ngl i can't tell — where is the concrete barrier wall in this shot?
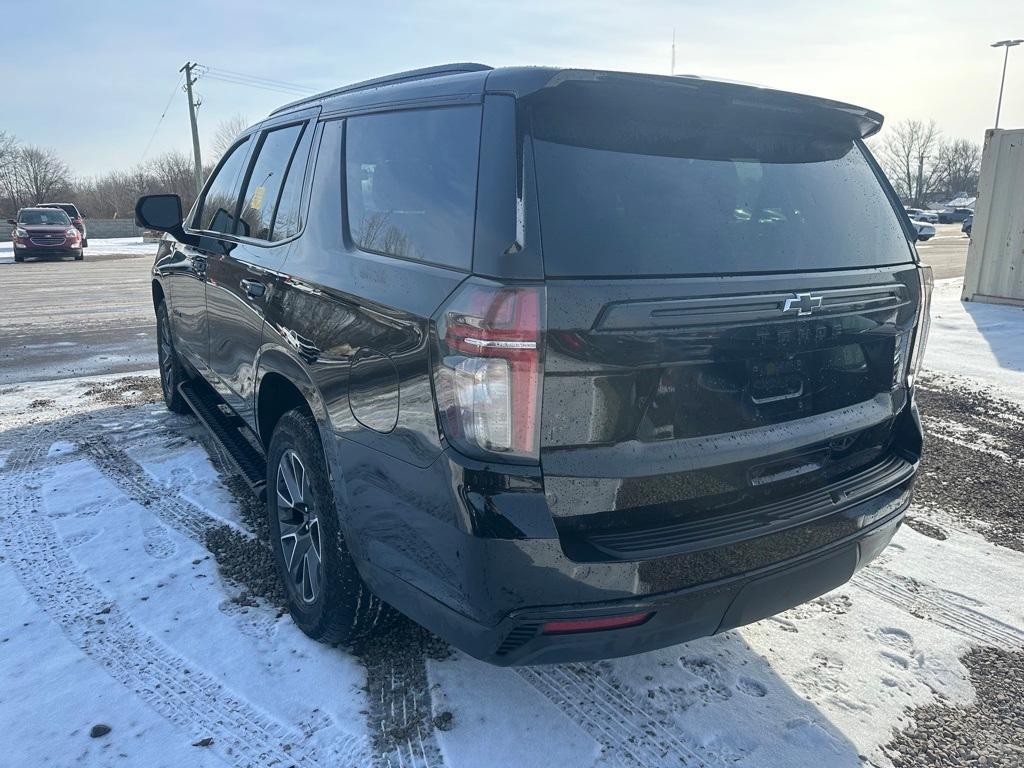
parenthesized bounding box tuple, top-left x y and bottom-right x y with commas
(0, 218, 142, 241)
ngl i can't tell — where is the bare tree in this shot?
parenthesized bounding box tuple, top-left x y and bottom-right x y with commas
(211, 114, 250, 161)
(878, 119, 942, 205)
(932, 138, 981, 200)
(0, 131, 19, 213)
(9, 145, 72, 206)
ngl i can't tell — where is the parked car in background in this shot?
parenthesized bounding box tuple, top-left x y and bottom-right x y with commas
(905, 208, 938, 224)
(909, 219, 935, 241)
(938, 207, 973, 224)
(962, 214, 973, 237)
(38, 202, 87, 246)
(7, 207, 84, 262)
(136, 64, 930, 665)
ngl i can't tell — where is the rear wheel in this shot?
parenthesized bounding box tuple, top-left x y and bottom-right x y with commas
(267, 408, 388, 645)
(156, 301, 191, 414)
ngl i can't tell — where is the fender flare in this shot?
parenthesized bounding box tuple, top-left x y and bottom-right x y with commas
(254, 344, 351, 512)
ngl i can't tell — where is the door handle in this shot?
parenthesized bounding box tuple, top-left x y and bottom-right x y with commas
(240, 278, 267, 299)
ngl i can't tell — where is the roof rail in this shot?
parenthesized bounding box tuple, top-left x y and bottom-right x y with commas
(270, 62, 493, 115)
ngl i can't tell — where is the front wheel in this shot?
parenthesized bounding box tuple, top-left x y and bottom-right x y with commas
(74, 249, 84, 260)
(156, 301, 191, 414)
(267, 408, 389, 645)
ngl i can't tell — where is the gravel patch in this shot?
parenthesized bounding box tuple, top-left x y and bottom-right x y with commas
(204, 525, 286, 608)
(914, 378, 1024, 551)
(884, 646, 1024, 768)
(82, 375, 162, 406)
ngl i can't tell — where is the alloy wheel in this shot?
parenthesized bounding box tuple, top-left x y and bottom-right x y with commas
(276, 448, 323, 604)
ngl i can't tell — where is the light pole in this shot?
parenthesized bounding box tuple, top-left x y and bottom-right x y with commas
(991, 39, 1023, 129)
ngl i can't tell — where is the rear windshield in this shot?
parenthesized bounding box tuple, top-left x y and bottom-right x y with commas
(19, 209, 71, 225)
(527, 83, 912, 277)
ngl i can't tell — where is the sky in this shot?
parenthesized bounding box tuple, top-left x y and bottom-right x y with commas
(6, 0, 1023, 177)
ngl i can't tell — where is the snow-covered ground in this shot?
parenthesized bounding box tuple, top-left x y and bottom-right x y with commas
(0, 236, 154, 263)
(1, 286, 1023, 767)
(926, 277, 1024, 402)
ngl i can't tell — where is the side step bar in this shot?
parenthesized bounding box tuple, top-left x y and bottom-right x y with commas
(178, 380, 267, 493)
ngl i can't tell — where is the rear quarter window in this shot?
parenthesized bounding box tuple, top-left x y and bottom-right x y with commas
(344, 106, 481, 270)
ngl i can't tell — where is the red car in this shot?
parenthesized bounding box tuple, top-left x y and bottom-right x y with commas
(8, 207, 84, 262)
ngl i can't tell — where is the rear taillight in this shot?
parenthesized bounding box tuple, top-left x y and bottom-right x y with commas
(907, 265, 933, 389)
(432, 279, 545, 463)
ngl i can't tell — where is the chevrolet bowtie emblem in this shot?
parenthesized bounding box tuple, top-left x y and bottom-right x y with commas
(783, 292, 823, 316)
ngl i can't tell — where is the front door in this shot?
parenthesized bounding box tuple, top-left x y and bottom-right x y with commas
(205, 116, 317, 427)
(178, 134, 255, 370)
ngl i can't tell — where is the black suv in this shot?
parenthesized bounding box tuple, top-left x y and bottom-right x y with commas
(38, 202, 87, 246)
(136, 64, 931, 665)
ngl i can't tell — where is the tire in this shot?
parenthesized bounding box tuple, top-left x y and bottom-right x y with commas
(267, 408, 387, 645)
(14, 254, 24, 263)
(74, 249, 83, 260)
(82, 238, 88, 248)
(156, 301, 191, 414)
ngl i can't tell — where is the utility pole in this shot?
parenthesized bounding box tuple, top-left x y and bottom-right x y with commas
(180, 62, 203, 196)
(671, 28, 676, 76)
(991, 40, 1023, 129)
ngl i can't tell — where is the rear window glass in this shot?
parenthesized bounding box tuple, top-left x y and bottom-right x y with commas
(271, 122, 315, 241)
(237, 123, 304, 241)
(528, 83, 911, 277)
(345, 106, 480, 269)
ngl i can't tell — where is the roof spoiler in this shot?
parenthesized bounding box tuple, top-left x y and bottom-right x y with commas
(534, 69, 885, 139)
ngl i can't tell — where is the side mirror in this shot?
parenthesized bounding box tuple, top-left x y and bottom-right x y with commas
(134, 194, 198, 245)
(6, 219, 15, 225)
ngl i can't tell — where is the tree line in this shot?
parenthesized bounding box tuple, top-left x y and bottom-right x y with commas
(872, 119, 982, 207)
(3, 115, 981, 220)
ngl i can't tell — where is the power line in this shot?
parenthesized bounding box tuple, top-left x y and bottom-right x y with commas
(201, 72, 313, 96)
(195, 65, 316, 96)
(201, 66, 316, 93)
(139, 73, 185, 164)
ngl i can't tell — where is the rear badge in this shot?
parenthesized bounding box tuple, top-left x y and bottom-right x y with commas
(783, 292, 823, 316)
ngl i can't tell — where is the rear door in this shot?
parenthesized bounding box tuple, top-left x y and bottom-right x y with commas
(524, 80, 922, 522)
(205, 111, 318, 425)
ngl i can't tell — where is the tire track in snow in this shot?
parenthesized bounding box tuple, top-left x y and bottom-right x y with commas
(0, 421, 369, 768)
(852, 566, 1024, 651)
(517, 665, 715, 767)
(86, 429, 438, 768)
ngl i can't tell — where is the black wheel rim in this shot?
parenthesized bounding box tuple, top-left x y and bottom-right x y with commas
(276, 449, 323, 604)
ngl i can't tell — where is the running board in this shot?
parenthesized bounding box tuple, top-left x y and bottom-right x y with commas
(178, 380, 267, 494)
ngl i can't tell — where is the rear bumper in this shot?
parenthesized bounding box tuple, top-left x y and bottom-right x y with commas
(360, 477, 909, 665)
(344, 398, 922, 666)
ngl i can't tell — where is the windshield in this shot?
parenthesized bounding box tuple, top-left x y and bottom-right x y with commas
(527, 83, 912, 277)
(19, 209, 71, 226)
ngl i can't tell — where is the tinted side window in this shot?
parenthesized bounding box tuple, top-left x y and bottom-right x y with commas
(270, 122, 316, 241)
(196, 136, 251, 233)
(345, 106, 480, 269)
(237, 123, 303, 241)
